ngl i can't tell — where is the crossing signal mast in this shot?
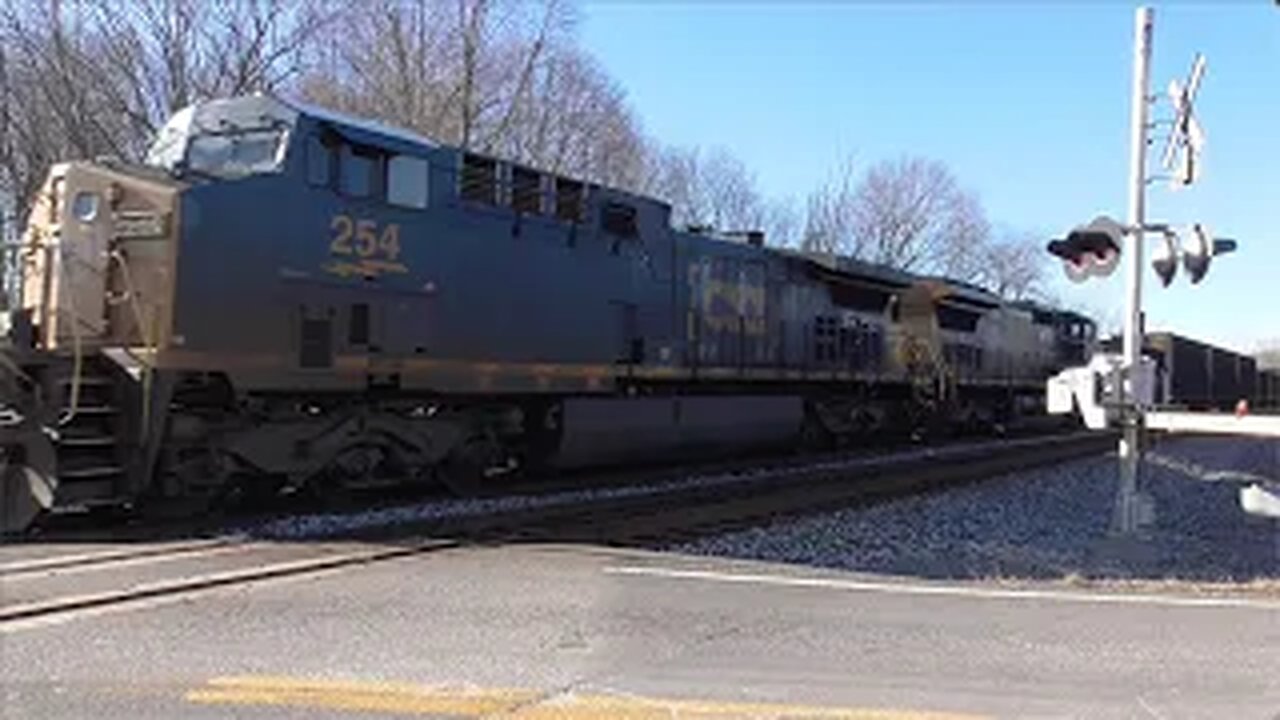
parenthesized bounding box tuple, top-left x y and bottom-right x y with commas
(1045, 7, 1280, 526)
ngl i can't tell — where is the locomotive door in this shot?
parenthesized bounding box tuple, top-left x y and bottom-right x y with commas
(294, 290, 394, 387)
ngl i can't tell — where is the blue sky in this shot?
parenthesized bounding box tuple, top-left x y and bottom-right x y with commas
(579, 2, 1279, 354)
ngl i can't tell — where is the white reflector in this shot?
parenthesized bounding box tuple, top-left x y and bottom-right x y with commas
(1088, 247, 1120, 277)
(1240, 484, 1280, 519)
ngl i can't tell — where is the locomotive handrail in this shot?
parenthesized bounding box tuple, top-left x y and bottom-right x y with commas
(1, 241, 21, 311)
(108, 249, 157, 439)
(52, 241, 86, 427)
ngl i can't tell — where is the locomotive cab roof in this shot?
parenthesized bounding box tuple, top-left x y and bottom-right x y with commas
(145, 93, 675, 232)
(148, 93, 441, 169)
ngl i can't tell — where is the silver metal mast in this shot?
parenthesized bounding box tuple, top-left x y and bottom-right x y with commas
(1118, 6, 1154, 534)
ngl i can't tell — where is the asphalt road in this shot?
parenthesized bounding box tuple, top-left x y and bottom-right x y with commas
(1, 542, 1277, 719)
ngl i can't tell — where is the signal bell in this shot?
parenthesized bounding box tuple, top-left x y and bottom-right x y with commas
(1047, 216, 1125, 283)
(1181, 222, 1235, 284)
(1151, 230, 1179, 288)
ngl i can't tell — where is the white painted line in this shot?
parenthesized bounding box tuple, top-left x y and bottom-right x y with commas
(0, 538, 240, 576)
(0, 540, 458, 632)
(603, 565, 1280, 611)
(0, 541, 252, 580)
(0, 560, 368, 634)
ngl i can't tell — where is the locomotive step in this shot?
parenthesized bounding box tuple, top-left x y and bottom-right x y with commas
(59, 465, 124, 480)
(55, 375, 112, 386)
(57, 405, 119, 416)
(56, 383, 115, 400)
(56, 436, 117, 448)
(52, 478, 122, 506)
(57, 424, 120, 439)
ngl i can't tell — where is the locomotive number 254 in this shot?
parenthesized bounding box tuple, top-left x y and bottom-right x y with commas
(329, 215, 401, 261)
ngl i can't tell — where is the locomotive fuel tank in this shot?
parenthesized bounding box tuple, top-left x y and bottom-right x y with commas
(551, 396, 803, 468)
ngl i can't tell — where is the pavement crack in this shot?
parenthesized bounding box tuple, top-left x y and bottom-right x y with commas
(483, 680, 581, 719)
(1137, 695, 1170, 720)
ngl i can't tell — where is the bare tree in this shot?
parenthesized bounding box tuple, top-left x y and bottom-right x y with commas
(978, 231, 1046, 300)
(300, 0, 657, 189)
(847, 155, 989, 275)
(797, 153, 1054, 300)
(760, 196, 801, 248)
(647, 145, 764, 232)
(801, 154, 857, 255)
(0, 0, 654, 222)
(0, 0, 1053, 298)
(507, 43, 649, 189)
(304, 1, 573, 152)
(0, 0, 332, 223)
(1254, 340, 1280, 370)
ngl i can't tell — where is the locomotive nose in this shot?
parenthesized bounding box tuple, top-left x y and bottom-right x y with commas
(16, 162, 180, 352)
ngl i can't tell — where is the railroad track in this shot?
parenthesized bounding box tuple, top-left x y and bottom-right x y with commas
(366, 429, 1116, 546)
(20, 418, 1077, 542)
(0, 431, 1113, 631)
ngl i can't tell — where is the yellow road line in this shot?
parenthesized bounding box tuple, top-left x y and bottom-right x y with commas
(185, 675, 989, 719)
(188, 676, 538, 716)
(507, 693, 985, 719)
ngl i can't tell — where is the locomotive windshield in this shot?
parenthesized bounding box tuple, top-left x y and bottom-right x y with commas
(145, 96, 297, 180)
(184, 126, 287, 179)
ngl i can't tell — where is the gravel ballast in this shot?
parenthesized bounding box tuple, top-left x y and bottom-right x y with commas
(666, 436, 1280, 585)
(238, 436, 1066, 541)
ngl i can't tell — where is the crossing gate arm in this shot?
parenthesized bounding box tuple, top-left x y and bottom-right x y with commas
(1145, 411, 1280, 439)
(1145, 410, 1280, 519)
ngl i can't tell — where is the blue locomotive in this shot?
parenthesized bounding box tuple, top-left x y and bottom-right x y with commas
(0, 94, 1094, 532)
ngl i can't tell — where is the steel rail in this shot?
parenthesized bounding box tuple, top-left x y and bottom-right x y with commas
(0, 431, 1113, 630)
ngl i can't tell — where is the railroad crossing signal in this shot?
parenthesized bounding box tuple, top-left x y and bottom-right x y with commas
(1161, 54, 1206, 187)
(1047, 8, 1277, 529)
(1046, 216, 1124, 283)
(1147, 223, 1236, 287)
(1049, 217, 1235, 288)
(1147, 223, 1237, 287)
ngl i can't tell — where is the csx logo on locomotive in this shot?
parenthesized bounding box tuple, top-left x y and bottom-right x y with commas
(686, 259, 767, 338)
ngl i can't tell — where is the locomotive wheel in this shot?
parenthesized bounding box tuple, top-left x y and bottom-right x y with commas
(436, 436, 504, 497)
(304, 444, 381, 509)
(1, 433, 57, 535)
(797, 413, 833, 453)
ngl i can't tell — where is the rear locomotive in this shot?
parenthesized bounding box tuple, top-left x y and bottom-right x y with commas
(1, 94, 1089, 533)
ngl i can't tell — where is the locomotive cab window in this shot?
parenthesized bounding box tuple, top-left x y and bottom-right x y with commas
(306, 133, 336, 187)
(184, 124, 289, 179)
(340, 144, 381, 199)
(387, 155, 429, 209)
(602, 201, 638, 238)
